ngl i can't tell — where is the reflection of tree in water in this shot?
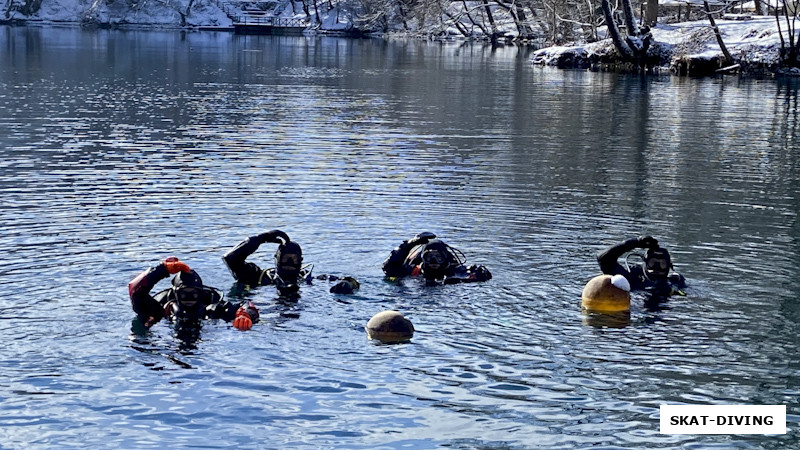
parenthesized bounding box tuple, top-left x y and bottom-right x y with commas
(773, 81, 800, 364)
(775, 79, 800, 148)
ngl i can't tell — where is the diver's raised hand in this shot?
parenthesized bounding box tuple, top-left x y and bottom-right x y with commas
(258, 229, 290, 245)
(409, 231, 436, 246)
(638, 236, 658, 249)
(163, 257, 190, 274)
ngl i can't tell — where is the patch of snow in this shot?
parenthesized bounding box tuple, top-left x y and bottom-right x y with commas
(533, 15, 789, 72)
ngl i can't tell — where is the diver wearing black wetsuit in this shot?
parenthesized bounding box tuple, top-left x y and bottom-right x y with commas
(597, 235, 686, 297)
(223, 230, 359, 296)
(128, 257, 259, 330)
(382, 232, 492, 285)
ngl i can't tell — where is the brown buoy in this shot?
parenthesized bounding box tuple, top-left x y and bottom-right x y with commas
(366, 310, 414, 343)
(581, 274, 631, 313)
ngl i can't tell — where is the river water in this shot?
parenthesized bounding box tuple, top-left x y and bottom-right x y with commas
(1, 25, 799, 448)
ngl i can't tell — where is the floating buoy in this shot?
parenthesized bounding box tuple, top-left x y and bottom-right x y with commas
(581, 274, 631, 313)
(366, 310, 414, 343)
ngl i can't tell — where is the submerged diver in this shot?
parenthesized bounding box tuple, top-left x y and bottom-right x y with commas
(597, 235, 686, 297)
(223, 229, 359, 296)
(128, 257, 260, 331)
(382, 232, 492, 285)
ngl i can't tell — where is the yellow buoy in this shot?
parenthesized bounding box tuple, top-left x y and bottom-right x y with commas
(366, 310, 414, 343)
(581, 274, 631, 313)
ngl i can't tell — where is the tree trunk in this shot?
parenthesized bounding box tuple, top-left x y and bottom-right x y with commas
(482, 0, 496, 34)
(462, 0, 490, 36)
(20, 0, 43, 16)
(586, 0, 598, 41)
(512, 1, 536, 39)
(644, 0, 658, 26)
(602, 0, 633, 59)
(784, 3, 799, 66)
(398, 0, 409, 30)
(182, 0, 195, 26)
(443, 10, 471, 36)
(311, 0, 321, 25)
(622, 0, 639, 35)
(703, 0, 733, 65)
(495, 0, 534, 40)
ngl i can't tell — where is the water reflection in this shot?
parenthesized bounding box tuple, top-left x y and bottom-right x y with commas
(129, 319, 198, 368)
(582, 311, 631, 329)
(1, 25, 800, 448)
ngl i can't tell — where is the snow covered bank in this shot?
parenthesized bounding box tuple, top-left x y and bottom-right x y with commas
(4, 0, 797, 77)
(2, 0, 233, 28)
(532, 16, 792, 76)
(1, 0, 519, 35)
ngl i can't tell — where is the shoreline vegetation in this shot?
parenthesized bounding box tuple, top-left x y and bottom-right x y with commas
(3, 0, 800, 78)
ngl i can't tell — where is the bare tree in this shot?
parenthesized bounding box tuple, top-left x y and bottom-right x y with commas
(775, 0, 800, 67)
(644, 0, 657, 26)
(332, 0, 607, 43)
(602, 0, 634, 59)
(17, 0, 42, 16)
(600, 0, 652, 68)
(703, 0, 733, 66)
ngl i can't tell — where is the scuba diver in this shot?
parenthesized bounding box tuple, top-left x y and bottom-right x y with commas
(222, 229, 359, 296)
(597, 235, 686, 297)
(382, 232, 492, 285)
(128, 257, 259, 331)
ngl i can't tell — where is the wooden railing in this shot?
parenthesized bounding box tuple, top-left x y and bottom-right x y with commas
(234, 15, 309, 27)
(211, 0, 309, 28)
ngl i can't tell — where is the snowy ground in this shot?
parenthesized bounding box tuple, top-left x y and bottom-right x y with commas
(655, 15, 783, 66)
(3, 0, 307, 29)
(532, 15, 790, 74)
(3, 0, 794, 74)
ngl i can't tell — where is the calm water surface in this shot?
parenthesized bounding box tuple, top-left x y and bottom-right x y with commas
(1, 26, 799, 448)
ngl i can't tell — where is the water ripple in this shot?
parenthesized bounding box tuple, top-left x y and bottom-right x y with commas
(1, 28, 799, 449)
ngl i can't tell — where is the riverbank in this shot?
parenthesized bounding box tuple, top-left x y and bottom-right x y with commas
(2, 0, 796, 77)
(3, 24, 800, 448)
(532, 15, 795, 77)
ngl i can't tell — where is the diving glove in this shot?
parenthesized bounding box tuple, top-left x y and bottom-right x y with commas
(233, 302, 259, 331)
(163, 257, 191, 274)
(258, 229, 290, 245)
(638, 236, 658, 249)
(409, 231, 436, 246)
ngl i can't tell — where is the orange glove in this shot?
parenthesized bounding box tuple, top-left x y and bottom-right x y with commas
(233, 306, 254, 331)
(164, 256, 190, 274)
